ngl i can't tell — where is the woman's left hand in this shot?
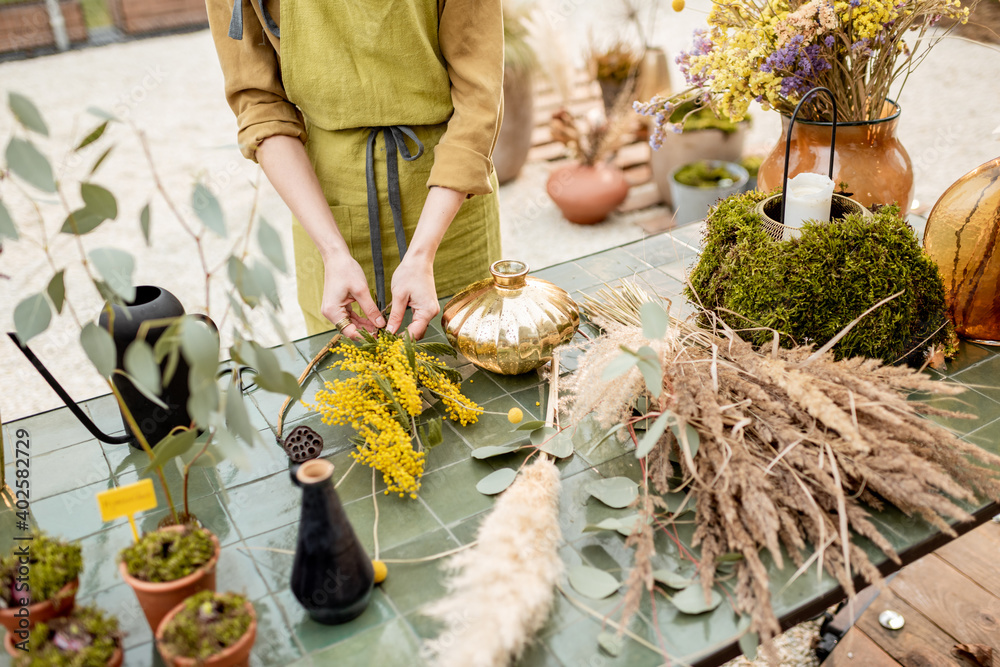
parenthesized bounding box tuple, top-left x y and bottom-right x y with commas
(388, 252, 440, 339)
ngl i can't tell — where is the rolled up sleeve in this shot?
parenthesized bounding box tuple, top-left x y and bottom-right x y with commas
(206, 0, 307, 162)
(429, 0, 505, 196)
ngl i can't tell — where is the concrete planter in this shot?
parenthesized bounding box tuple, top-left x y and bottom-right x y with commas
(669, 160, 749, 226)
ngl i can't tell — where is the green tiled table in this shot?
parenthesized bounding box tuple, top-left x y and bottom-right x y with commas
(3, 223, 1000, 667)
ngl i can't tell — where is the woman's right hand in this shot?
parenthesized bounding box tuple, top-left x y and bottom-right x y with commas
(321, 250, 385, 339)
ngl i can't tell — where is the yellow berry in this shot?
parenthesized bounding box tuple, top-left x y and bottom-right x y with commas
(507, 407, 523, 424)
(372, 560, 388, 584)
(536, 402, 541, 406)
(672, 0, 684, 10)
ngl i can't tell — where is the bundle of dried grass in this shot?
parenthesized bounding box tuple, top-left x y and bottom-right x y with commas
(568, 299, 1000, 640)
(422, 457, 563, 666)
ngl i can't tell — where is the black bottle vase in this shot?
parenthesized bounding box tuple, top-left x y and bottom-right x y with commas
(98, 286, 195, 450)
(291, 459, 374, 624)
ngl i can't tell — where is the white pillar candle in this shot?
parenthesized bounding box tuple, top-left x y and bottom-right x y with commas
(783, 173, 835, 240)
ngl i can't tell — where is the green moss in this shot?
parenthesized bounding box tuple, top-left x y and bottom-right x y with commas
(158, 591, 252, 661)
(686, 190, 952, 363)
(674, 161, 741, 188)
(671, 101, 746, 134)
(0, 533, 82, 607)
(14, 605, 120, 667)
(740, 155, 763, 179)
(119, 527, 215, 584)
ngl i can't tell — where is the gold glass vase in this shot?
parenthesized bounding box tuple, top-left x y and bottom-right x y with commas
(923, 157, 1000, 344)
(441, 260, 580, 375)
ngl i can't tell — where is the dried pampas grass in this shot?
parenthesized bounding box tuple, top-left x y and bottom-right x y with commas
(422, 457, 563, 667)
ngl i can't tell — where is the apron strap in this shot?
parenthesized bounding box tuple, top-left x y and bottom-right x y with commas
(365, 126, 425, 311)
(228, 0, 280, 40)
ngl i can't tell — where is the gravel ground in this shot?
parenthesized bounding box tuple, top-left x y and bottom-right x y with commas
(1, 1, 998, 663)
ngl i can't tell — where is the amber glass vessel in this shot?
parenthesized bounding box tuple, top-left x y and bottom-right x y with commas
(757, 101, 914, 214)
(923, 157, 1000, 344)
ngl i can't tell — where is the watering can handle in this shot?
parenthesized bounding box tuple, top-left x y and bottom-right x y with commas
(780, 86, 838, 224)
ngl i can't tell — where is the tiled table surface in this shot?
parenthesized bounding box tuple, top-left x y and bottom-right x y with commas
(3, 221, 1000, 667)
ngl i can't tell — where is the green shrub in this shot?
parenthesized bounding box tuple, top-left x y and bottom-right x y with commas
(158, 591, 252, 661)
(0, 533, 82, 606)
(674, 161, 741, 187)
(14, 605, 120, 667)
(686, 190, 952, 363)
(119, 527, 215, 583)
(671, 100, 746, 134)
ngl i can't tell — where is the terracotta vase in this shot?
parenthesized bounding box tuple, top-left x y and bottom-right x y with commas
(757, 101, 914, 214)
(4, 628, 124, 665)
(923, 157, 1000, 343)
(493, 64, 534, 185)
(156, 600, 257, 667)
(0, 578, 78, 634)
(291, 459, 374, 625)
(119, 527, 220, 632)
(547, 162, 629, 225)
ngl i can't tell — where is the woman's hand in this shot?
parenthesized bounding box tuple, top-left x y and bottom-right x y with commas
(388, 251, 439, 339)
(322, 250, 386, 340)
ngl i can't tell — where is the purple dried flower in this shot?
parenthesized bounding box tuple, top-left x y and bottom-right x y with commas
(824, 35, 835, 48)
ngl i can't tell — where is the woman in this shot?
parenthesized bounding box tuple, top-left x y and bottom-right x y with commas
(206, 0, 504, 340)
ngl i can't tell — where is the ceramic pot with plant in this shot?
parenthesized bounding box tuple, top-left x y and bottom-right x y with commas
(589, 40, 640, 114)
(156, 591, 257, 667)
(547, 109, 630, 225)
(0, 533, 82, 635)
(5, 604, 123, 666)
(119, 525, 220, 631)
(669, 160, 749, 225)
(493, 1, 537, 185)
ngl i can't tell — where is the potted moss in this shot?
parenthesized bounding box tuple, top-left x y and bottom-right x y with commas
(156, 591, 257, 667)
(5, 604, 123, 665)
(650, 101, 749, 206)
(669, 160, 749, 225)
(0, 533, 82, 635)
(119, 525, 221, 632)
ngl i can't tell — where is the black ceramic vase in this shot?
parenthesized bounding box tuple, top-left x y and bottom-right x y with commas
(291, 459, 374, 624)
(97, 286, 195, 449)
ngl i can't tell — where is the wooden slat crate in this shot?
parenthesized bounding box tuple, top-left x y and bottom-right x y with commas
(109, 0, 208, 35)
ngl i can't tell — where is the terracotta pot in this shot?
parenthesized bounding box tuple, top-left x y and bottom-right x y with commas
(650, 126, 746, 207)
(4, 629, 124, 665)
(0, 578, 78, 634)
(493, 65, 534, 185)
(547, 162, 629, 225)
(757, 100, 914, 214)
(119, 527, 220, 632)
(155, 600, 257, 667)
(923, 157, 1000, 343)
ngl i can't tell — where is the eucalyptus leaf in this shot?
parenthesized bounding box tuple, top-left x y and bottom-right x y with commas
(192, 183, 225, 237)
(6, 137, 56, 192)
(121, 370, 168, 410)
(89, 145, 113, 176)
(61, 208, 105, 235)
(225, 386, 258, 447)
(88, 247, 135, 302)
(8, 92, 48, 136)
(180, 440, 226, 468)
(75, 121, 108, 151)
(586, 476, 639, 509)
(139, 203, 151, 245)
(652, 569, 696, 589)
(635, 411, 671, 459)
(215, 426, 251, 471)
(81, 183, 117, 220)
(145, 429, 199, 473)
(0, 200, 18, 241)
(187, 373, 219, 429)
(568, 565, 620, 600)
(601, 352, 637, 381)
(738, 631, 759, 661)
(514, 419, 547, 432)
(248, 341, 302, 399)
(530, 426, 556, 446)
(670, 584, 723, 615)
(640, 301, 668, 340)
(672, 419, 702, 460)
(614, 513, 652, 537)
(46, 270, 65, 314)
(716, 552, 744, 563)
(471, 443, 523, 460)
(228, 255, 261, 307)
(636, 357, 662, 398)
(597, 631, 623, 657)
(424, 417, 443, 448)
(539, 430, 574, 458)
(80, 323, 116, 377)
(124, 339, 160, 396)
(582, 517, 627, 533)
(257, 216, 287, 273)
(249, 260, 278, 307)
(13, 293, 51, 344)
(476, 468, 517, 495)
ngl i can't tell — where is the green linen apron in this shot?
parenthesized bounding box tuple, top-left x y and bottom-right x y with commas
(277, 0, 503, 335)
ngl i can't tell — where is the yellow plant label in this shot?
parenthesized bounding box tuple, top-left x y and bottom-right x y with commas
(97, 479, 158, 522)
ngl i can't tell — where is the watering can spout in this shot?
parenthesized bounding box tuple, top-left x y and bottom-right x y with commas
(7, 332, 131, 445)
